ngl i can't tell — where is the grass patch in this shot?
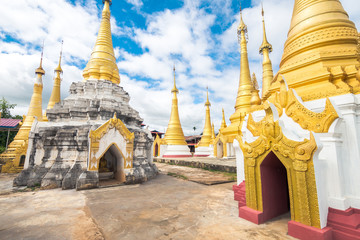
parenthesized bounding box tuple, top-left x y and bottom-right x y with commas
(167, 172, 188, 180)
(161, 163, 237, 181)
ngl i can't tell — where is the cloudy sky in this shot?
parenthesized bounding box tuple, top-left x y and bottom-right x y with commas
(0, 0, 359, 135)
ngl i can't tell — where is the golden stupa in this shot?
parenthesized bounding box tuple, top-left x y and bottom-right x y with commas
(269, 0, 360, 101)
(163, 66, 188, 146)
(43, 42, 63, 121)
(82, 0, 120, 84)
(197, 88, 212, 147)
(1, 51, 45, 172)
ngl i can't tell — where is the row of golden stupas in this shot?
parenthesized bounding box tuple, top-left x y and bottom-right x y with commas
(0, 44, 64, 171)
(157, 0, 360, 158)
(0, 0, 122, 172)
(3, 0, 360, 162)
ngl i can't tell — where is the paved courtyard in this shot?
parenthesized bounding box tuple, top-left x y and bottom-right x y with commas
(0, 167, 295, 240)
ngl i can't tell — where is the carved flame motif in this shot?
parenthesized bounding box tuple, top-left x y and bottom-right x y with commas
(272, 78, 339, 133)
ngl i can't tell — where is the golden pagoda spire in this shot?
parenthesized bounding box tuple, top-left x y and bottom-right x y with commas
(30, 44, 45, 121)
(220, 108, 227, 130)
(0, 45, 46, 171)
(82, 0, 120, 84)
(230, 8, 253, 124)
(44, 41, 63, 121)
(164, 66, 187, 145)
(272, 0, 360, 101)
(250, 73, 262, 106)
(259, 4, 274, 100)
(198, 87, 212, 147)
(211, 123, 215, 139)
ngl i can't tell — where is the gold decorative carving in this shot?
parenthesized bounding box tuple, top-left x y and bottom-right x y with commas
(88, 113, 134, 171)
(271, 78, 339, 133)
(237, 104, 321, 228)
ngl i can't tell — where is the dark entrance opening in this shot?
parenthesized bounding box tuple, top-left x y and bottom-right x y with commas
(154, 143, 159, 157)
(98, 145, 125, 186)
(19, 155, 26, 167)
(260, 151, 290, 222)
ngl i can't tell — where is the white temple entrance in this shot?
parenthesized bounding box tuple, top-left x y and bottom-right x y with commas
(98, 144, 125, 184)
(260, 151, 290, 222)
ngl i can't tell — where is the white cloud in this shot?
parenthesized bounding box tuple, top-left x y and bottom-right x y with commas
(2, 0, 360, 136)
(125, 0, 143, 8)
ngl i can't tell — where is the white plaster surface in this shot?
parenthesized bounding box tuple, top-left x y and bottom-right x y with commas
(161, 145, 192, 157)
(194, 146, 211, 156)
(233, 139, 244, 185)
(234, 93, 360, 228)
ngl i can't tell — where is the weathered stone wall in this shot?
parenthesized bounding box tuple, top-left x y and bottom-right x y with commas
(14, 80, 158, 190)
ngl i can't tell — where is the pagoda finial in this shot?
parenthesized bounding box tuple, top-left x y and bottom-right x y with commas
(102, 0, 112, 5)
(205, 87, 211, 107)
(259, 3, 274, 100)
(172, 64, 178, 93)
(259, 3, 272, 54)
(35, 41, 45, 76)
(83, 0, 120, 84)
(232, 7, 252, 116)
(55, 40, 63, 73)
(238, 3, 247, 34)
(220, 108, 227, 130)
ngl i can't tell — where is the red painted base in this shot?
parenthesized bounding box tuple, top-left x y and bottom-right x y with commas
(288, 221, 333, 240)
(238, 206, 264, 224)
(233, 182, 246, 207)
(327, 207, 360, 240)
(193, 154, 210, 157)
(162, 155, 192, 158)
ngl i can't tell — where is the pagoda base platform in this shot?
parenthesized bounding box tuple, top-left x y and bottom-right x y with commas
(162, 145, 192, 158)
(193, 146, 211, 157)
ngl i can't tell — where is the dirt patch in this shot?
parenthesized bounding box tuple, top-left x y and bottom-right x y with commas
(72, 206, 104, 240)
(156, 162, 236, 185)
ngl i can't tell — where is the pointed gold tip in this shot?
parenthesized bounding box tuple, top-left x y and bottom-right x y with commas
(36, 41, 45, 75)
(172, 65, 178, 93)
(55, 40, 63, 73)
(103, 0, 112, 5)
(261, 2, 264, 17)
(205, 87, 211, 106)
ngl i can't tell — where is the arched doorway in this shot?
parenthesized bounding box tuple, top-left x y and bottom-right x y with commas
(216, 140, 223, 158)
(154, 143, 159, 157)
(260, 151, 290, 222)
(98, 144, 125, 184)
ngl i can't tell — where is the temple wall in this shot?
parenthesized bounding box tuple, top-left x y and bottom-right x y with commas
(306, 94, 360, 211)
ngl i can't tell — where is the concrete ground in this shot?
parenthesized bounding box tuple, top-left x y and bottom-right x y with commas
(0, 169, 295, 240)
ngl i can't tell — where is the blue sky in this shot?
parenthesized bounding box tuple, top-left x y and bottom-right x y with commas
(0, 0, 359, 134)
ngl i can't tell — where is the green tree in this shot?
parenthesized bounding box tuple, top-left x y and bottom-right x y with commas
(0, 98, 20, 154)
(0, 97, 16, 118)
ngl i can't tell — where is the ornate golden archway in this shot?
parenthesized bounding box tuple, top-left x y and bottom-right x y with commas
(236, 104, 321, 227)
(153, 135, 164, 157)
(88, 113, 134, 172)
(213, 135, 227, 158)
